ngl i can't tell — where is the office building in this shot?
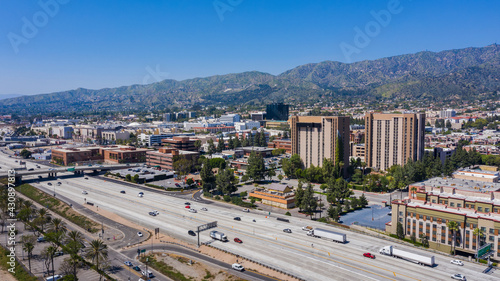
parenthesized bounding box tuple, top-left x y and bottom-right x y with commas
(220, 114, 241, 123)
(266, 103, 289, 121)
(440, 109, 456, 118)
(290, 116, 350, 170)
(161, 136, 197, 151)
(365, 112, 425, 171)
(146, 148, 199, 170)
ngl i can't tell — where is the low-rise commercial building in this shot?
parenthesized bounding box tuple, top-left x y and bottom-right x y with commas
(249, 184, 295, 209)
(161, 136, 197, 151)
(267, 139, 292, 153)
(146, 148, 199, 170)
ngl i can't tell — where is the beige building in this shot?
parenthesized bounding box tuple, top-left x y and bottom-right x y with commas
(290, 116, 350, 170)
(387, 177, 500, 260)
(365, 112, 425, 171)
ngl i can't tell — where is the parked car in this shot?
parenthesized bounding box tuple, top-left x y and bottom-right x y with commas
(283, 228, 292, 233)
(450, 260, 464, 266)
(188, 230, 196, 236)
(232, 263, 244, 271)
(54, 251, 64, 257)
(233, 217, 241, 221)
(363, 253, 375, 259)
(451, 274, 466, 281)
(45, 274, 63, 281)
(124, 261, 133, 267)
(37, 236, 46, 242)
(234, 238, 242, 243)
(137, 232, 143, 237)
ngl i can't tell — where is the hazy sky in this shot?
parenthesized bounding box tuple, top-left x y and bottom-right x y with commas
(1, 0, 499, 96)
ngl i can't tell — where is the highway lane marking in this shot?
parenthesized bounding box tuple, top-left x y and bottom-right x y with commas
(48, 180, 420, 280)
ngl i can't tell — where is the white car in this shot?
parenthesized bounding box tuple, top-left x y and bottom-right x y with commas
(138, 192, 144, 197)
(189, 209, 197, 213)
(200, 207, 208, 211)
(451, 274, 466, 281)
(242, 208, 250, 212)
(232, 263, 244, 271)
(137, 232, 143, 237)
(450, 259, 464, 266)
(82, 191, 88, 195)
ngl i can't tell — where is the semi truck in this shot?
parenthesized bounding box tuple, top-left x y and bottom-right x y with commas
(379, 245, 435, 267)
(307, 228, 346, 243)
(210, 231, 228, 242)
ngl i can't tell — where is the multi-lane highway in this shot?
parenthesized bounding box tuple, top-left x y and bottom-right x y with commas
(3, 150, 498, 281)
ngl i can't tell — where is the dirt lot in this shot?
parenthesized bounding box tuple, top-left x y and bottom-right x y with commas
(153, 252, 245, 281)
(0, 270, 17, 281)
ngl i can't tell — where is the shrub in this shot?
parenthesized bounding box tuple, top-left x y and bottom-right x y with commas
(240, 191, 248, 198)
(285, 211, 291, 216)
(214, 195, 221, 200)
(317, 217, 328, 223)
(203, 191, 213, 198)
(223, 195, 231, 202)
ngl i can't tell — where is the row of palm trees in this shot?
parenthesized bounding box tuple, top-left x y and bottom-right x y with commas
(1, 195, 109, 281)
(447, 220, 486, 259)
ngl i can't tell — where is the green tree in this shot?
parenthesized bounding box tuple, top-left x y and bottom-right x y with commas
(396, 222, 404, 239)
(209, 158, 226, 169)
(359, 194, 368, 207)
(200, 160, 216, 192)
(194, 140, 202, 151)
(132, 174, 140, 183)
(217, 136, 225, 152)
(282, 154, 303, 179)
(420, 234, 429, 248)
(259, 132, 267, 147)
(327, 204, 339, 222)
(227, 136, 235, 149)
(246, 151, 265, 182)
(473, 227, 485, 255)
(20, 148, 32, 159)
(295, 183, 305, 212)
(233, 135, 241, 148)
(207, 139, 216, 156)
(173, 158, 193, 179)
(43, 245, 58, 281)
(125, 174, 132, 181)
(216, 168, 238, 195)
(65, 230, 84, 279)
(265, 168, 276, 181)
(86, 239, 108, 281)
(301, 183, 317, 220)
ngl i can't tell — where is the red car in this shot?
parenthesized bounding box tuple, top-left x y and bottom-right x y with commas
(234, 238, 242, 243)
(363, 253, 375, 259)
(185, 205, 190, 209)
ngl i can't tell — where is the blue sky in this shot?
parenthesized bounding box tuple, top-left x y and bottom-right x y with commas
(1, 0, 499, 96)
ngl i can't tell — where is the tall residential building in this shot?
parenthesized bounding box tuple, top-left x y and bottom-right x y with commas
(290, 116, 350, 170)
(365, 112, 425, 171)
(266, 103, 289, 121)
(440, 109, 456, 118)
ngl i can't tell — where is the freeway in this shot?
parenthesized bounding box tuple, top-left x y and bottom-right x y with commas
(4, 153, 497, 281)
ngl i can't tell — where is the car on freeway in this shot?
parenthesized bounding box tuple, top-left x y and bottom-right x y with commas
(450, 260, 464, 266)
(242, 208, 250, 212)
(185, 205, 190, 209)
(184, 202, 191, 205)
(28, 168, 34, 171)
(38, 175, 42, 179)
(47, 183, 52, 186)
(232, 263, 244, 271)
(82, 191, 88, 195)
(149, 212, 157, 216)
(233, 217, 241, 221)
(132, 266, 141, 271)
(137, 232, 143, 237)
(363, 253, 376, 259)
(84, 177, 88, 180)
(234, 238, 242, 243)
(283, 228, 292, 233)
(57, 182, 62, 185)
(138, 192, 144, 197)
(200, 207, 208, 211)
(120, 190, 126, 194)
(451, 274, 466, 281)
(188, 230, 196, 236)
(124, 261, 133, 267)
(189, 209, 197, 213)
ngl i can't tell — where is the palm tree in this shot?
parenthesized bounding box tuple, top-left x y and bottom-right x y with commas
(447, 221, 459, 255)
(361, 162, 367, 178)
(43, 245, 57, 280)
(86, 239, 108, 281)
(36, 208, 51, 233)
(48, 218, 67, 234)
(410, 186, 417, 199)
(21, 235, 36, 273)
(473, 227, 485, 261)
(66, 231, 84, 279)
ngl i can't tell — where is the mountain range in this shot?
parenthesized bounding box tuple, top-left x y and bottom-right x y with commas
(2, 44, 500, 115)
